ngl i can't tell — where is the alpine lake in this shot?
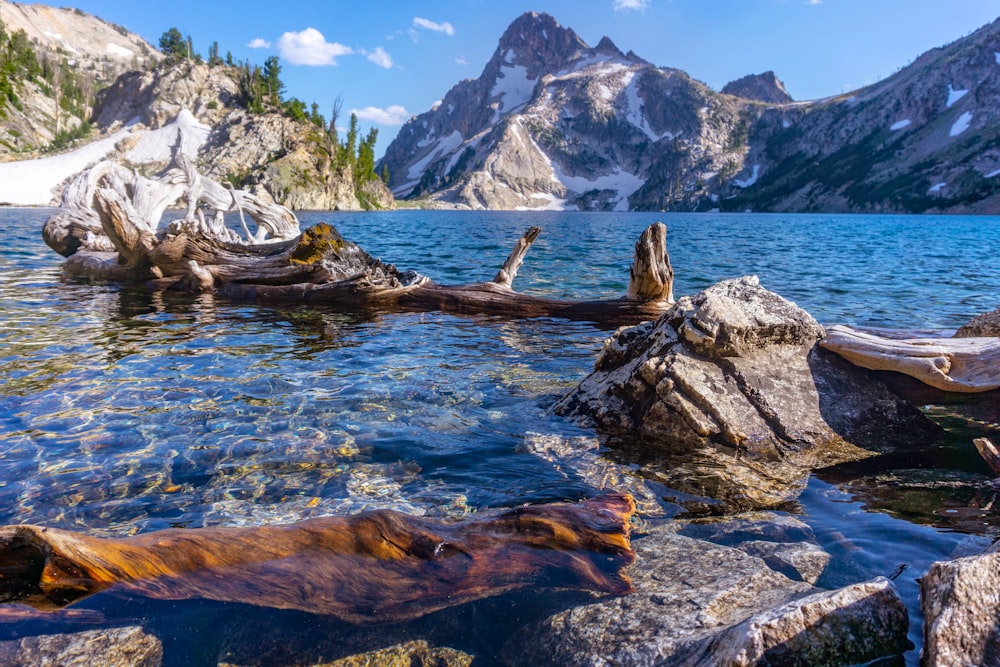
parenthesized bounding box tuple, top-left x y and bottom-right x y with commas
(1, 208, 998, 665)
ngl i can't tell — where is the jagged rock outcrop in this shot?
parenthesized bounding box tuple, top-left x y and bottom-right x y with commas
(556, 276, 941, 509)
(381, 11, 1000, 213)
(90, 62, 382, 211)
(722, 71, 794, 104)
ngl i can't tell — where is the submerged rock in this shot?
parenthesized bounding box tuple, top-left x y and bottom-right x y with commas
(0, 626, 162, 667)
(921, 540, 1000, 666)
(502, 522, 908, 666)
(220, 640, 472, 667)
(557, 276, 940, 509)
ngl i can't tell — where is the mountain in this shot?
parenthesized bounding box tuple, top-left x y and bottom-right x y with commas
(380, 12, 1000, 214)
(0, 0, 160, 153)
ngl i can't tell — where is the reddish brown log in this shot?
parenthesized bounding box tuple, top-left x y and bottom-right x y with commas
(0, 494, 636, 624)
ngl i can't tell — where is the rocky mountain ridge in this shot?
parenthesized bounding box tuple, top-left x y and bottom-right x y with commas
(380, 11, 1000, 214)
(0, 0, 160, 154)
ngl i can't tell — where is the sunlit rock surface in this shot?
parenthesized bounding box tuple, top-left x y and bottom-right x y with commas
(503, 522, 908, 666)
(557, 276, 941, 509)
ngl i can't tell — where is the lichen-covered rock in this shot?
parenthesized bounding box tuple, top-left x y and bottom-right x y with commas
(921, 540, 1000, 666)
(502, 522, 908, 666)
(955, 307, 1000, 337)
(0, 626, 162, 667)
(556, 276, 940, 508)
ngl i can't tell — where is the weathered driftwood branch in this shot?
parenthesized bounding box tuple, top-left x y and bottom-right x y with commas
(47, 155, 677, 325)
(493, 226, 541, 288)
(0, 494, 636, 623)
(820, 325, 1000, 393)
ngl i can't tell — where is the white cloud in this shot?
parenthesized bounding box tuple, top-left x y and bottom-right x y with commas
(413, 17, 455, 36)
(350, 105, 411, 125)
(455, 55, 468, 66)
(367, 47, 393, 69)
(247, 38, 271, 49)
(806, 0, 822, 4)
(277, 28, 354, 66)
(612, 0, 650, 13)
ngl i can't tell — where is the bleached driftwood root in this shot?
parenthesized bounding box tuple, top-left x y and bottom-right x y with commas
(820, 325, 1000, 393)
(0, 494, 636, 623)
(44, 152, 677, 325)
(43, 126, 298, 259)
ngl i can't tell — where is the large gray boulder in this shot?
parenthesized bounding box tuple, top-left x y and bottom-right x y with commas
(557, 276, 940, 509)
(503, 522, 909, 666)
(921, 540, 1000, 666)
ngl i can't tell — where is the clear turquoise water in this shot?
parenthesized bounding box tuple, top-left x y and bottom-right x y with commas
(1, 208, 998, 663)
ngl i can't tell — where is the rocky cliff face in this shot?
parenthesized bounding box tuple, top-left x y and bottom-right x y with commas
(90, 62, 367, 211)
(89, 61, 393, 211)
(380, 12, 1000, 214)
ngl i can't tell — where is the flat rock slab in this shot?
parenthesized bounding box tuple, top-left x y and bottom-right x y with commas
(502, 522, 908, 666)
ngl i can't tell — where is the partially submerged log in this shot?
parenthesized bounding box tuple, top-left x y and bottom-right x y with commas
(46, 151, 676, 325)
(820, 325, 1000, 393)
(0, 494, 636, 624)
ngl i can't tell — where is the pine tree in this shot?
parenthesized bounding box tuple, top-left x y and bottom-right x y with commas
(158, 28, 186, 60)
(262, 56, 284, 107)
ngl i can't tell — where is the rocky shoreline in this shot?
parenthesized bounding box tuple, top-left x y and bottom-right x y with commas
(2, 277, 997, 666)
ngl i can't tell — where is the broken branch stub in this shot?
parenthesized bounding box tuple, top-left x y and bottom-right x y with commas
(627, 221, 674, 303)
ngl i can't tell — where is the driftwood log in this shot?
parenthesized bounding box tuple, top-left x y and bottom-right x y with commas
(0, 494, 636, 624)
(44, 146, 675, 325)
(820, 325, 1000, 393)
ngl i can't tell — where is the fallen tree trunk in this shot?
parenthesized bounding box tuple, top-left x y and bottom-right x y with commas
(0, 494, 636, 624)
(48, 153, 676, 325)
(820, 325, 1000, 393)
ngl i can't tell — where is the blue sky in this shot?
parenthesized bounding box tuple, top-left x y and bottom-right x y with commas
(63, 0, 1000, 158)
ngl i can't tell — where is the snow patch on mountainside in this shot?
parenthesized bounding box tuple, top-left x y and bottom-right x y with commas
(890, 118, 912, 131)
(551, 162, 644, 211)
(125, 109, 209, 162)
(405, 131, 464, 182)
(950, 111, 973, 137)
(624, 75, 676, 141)
(492, 65, 535, 120)
(734, 165, 761, 188)
(947, 84, 969, 107)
